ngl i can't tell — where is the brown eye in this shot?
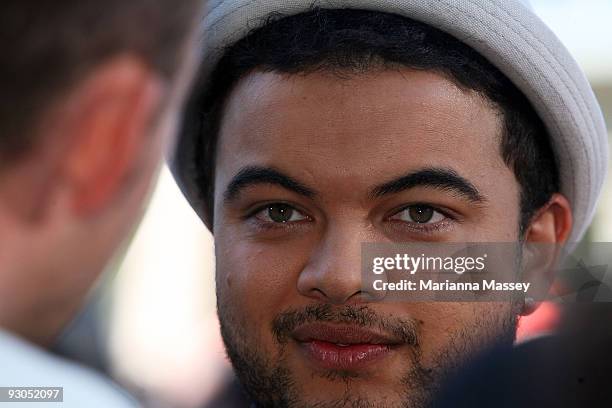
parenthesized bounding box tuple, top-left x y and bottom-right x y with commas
(268, 204, 293, 223)
(254, 203, 307, 224)
(409, 205, 434, 223)
(390, 205, 446, 224)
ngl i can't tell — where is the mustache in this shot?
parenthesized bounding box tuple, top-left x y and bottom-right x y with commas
(271, 303, 419, 346)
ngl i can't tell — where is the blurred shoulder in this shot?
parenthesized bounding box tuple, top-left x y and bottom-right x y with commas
(0, 329, 137, 408)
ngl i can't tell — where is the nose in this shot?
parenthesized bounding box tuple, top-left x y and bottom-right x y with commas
(297, 223, 382, 304)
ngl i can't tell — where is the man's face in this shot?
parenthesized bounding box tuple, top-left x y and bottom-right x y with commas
(213, 69, 522, 407)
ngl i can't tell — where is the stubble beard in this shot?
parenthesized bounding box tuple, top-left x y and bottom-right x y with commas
(217, 300, 518, 408)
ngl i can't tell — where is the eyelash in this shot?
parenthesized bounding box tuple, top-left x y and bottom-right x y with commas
(385, 203, 457, 234)
(244, 202, 312, 231)
(245, 202, 457, 233)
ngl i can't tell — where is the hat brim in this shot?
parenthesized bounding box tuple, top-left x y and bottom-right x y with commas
(170, 0, 608, 244)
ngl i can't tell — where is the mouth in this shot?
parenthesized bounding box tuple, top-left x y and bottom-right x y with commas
(291, 323, 403, 371)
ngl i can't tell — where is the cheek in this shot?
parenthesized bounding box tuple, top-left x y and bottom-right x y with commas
(412, 302, 515, 366)
(215, 230, 310, 332)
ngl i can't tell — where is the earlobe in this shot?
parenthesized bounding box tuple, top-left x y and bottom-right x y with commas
(62, 55, 163, 217)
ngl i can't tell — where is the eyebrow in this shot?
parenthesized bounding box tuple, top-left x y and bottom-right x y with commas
(223, 166, 316, 202)
(370, 167, 486, 203)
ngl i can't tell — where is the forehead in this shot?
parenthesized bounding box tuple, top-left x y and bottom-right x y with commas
(216, 69, 508, 193)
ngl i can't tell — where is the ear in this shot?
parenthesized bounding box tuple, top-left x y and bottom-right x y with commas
(62, 55, 163, 216)
(520, 193, 573, 316)
(524, 193, 573, 244)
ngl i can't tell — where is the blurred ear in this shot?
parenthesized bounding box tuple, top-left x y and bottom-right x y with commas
(62, 55, 163, 216)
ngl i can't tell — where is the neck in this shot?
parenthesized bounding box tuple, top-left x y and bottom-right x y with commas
(0, 211, 88, 347)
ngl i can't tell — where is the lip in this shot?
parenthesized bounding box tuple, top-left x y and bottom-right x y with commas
(291, 323, 402, 370)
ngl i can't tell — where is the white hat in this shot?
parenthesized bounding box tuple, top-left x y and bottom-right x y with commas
(170, 0, 608, 243)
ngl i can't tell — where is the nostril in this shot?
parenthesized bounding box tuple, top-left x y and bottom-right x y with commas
(346, 289, 384, 303)
(301, 287, 329, 302)
(296, 244, 367, 303)
(312, 288, 327, 298)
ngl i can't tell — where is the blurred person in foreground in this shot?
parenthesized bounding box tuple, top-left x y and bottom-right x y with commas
(433, 303, 612, 407)
(171, 1, 608, 407)
(0, 0, 202, 406)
